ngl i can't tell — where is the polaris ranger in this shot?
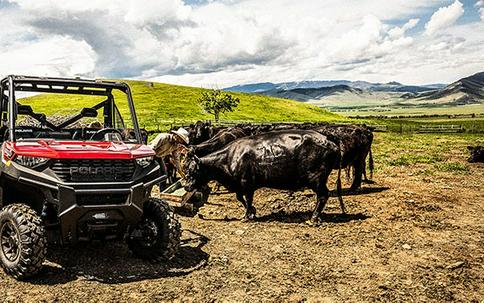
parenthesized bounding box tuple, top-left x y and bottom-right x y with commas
(0, 75, 180, 279)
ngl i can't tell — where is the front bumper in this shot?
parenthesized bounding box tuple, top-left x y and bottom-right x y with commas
(1, 160, 165, 244)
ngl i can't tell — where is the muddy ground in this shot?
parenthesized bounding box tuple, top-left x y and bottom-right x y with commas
(0, 133, 483, 302)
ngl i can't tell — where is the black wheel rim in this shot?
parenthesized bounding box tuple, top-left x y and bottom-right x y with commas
(0, 220, 20, 262)
(137, 219, 159, 248)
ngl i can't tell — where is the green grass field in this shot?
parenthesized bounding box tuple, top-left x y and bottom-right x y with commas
(360, 117, 484, 133)
(336, 103, 484, 117)
(373, 132, 483, 175)
(20, 80, 346, 130)
(17, 79, 484, 133)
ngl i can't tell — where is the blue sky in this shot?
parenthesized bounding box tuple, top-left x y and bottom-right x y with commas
(0, 0, 483, 87)
(183, 0, 209, 5)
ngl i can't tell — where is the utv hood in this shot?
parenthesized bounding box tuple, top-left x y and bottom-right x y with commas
(6, 140, 155, 159)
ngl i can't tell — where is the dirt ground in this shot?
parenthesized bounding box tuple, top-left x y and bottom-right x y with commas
(0, 133, 483, 302)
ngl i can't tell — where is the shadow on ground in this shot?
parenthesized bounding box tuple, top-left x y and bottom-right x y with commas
(27, 230, 209, 285)
(255, 211, 370, 224)
(330, 186, 391, 197)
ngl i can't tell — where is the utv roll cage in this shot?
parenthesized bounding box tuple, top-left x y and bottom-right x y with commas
(0, 76, 181, 280)
(0, 75, 142, 143)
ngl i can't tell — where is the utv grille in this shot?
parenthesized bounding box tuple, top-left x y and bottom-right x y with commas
(76, 193, 129, 206)
(51, 159, 136, 182)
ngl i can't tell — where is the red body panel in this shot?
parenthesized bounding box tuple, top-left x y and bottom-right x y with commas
(5, 140, 155, 159)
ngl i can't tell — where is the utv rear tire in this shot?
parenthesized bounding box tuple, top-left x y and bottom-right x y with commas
(127, 198, 181, 262)
(0, 204, 46, 279)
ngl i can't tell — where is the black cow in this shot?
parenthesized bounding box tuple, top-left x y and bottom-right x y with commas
(238, 123, 374, 191)
(183, 130, 344, 223)
(467, 146, 484, 163)
(186, 121, 228, 145)
(234, 122, 374, 191)
(187, 121, 212, 145)
(314, 124, 373, 191)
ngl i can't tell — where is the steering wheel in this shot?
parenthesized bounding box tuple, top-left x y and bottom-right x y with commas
(89, 128, 124, 141)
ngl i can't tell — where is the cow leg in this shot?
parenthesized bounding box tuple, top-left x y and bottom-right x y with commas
(244, 191, 256, 220)
(236, 192, 247, 209)
(236, 192, 251, 221)
(311, 192, 329, 223)
(345, 167, 351, 182)
(350, 160, 364, 191)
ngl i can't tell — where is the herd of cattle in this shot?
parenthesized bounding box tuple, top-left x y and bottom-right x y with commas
(175, 121, 375, 223)
(156, 121, 481, 223)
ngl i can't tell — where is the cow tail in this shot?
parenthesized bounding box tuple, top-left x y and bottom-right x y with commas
(337, 143, 345, 214)
(337, 163, 343, 201)
(368, 147, 374, 180)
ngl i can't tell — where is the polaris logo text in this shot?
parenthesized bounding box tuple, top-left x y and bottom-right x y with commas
(70, 167, 125, 176)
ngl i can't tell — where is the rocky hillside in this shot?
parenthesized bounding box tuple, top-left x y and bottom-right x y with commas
(404, 72, 484, 105)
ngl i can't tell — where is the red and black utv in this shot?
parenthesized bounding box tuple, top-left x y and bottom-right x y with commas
(0, 75, 180, 279)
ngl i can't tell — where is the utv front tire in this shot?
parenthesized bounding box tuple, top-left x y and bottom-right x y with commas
(127, 198, 181, 262)
(0, 204, 47, 279)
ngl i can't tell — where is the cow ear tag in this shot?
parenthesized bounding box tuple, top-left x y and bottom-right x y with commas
(5, 160, 11, 167)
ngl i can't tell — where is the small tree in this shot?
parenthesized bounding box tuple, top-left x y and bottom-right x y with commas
(198, 89, 240, 122)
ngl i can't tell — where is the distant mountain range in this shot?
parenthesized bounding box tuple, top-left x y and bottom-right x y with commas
(224, 72, 484, 110)
(400, 72, 484, 106)
(259, 85, 364, 102)
(225, 80, 446, 94)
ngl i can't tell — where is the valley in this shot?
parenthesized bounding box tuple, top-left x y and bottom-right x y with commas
(226, 72, 484, 118)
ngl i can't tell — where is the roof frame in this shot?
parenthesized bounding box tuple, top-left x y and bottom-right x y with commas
(0, 75, 128, 96)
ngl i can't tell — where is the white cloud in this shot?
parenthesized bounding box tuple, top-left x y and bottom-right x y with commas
(388, 18, 419, 39)
(425, 0, 464, 35)
(0, 0, 482, 87)
(124, 0, 191, 26)
(0, 36, 96, 77)
(475, 0, 484, 21)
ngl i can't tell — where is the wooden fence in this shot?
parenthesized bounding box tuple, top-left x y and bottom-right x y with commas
(144, 120, 475, 135)
(418, 124, 464, 133)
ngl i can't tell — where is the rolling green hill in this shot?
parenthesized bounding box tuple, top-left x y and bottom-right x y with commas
(21, 80, 346, 130)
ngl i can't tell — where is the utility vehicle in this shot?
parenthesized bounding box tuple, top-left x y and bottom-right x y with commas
(0, 75, 180, 279)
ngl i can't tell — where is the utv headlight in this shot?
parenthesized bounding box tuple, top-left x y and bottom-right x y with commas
(14, 155, 49, 167)
(135, 156, 154, 168)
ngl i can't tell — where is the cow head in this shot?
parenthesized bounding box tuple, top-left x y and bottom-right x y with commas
(183, 148, 206, 191)
(187, 121, 209, 145)
(467, 146, 484, 163)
